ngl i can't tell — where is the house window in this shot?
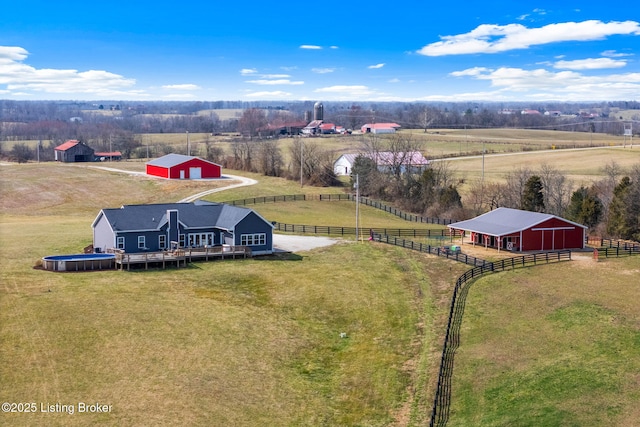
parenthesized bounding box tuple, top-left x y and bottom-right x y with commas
(241, 233, 266, 246)
(159, 235, 167, 250)
(116, 236, 125, 249)
(138, 236, 146, 249)
(179, 234, 185, 248)
(188, 233, 214, 247)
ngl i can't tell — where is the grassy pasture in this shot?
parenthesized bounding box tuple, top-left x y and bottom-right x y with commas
(3, 140, 640, 425)
(0, 162, 470, 426)
(449, 255, 640, 426)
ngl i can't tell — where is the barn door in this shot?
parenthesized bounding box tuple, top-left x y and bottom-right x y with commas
(189, 167, 202, 179)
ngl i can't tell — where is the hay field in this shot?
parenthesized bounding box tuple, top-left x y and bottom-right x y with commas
(440, 146, 640, 186)
(0, 163, 468, 426)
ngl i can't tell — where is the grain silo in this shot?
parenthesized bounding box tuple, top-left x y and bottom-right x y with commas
(314, 101, 324, 121)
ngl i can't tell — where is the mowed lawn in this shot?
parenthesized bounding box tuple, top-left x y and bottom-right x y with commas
(0, 163, 468, 426)
(449, 255, 640, 427)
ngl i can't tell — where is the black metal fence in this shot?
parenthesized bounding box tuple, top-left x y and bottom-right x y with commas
(222, 193, 453, 225)
(274, 223, 461, 239)
(372, 234, 485, 267)
(428, 250, 572, 427)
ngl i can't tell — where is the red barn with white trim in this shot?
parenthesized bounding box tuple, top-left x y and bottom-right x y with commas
(447, 207, 587, 252)
(146, 154, 221, 179)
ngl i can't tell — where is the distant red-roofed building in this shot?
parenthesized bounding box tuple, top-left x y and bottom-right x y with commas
(95, 151, 122, 161)
(54, 140, 95, 162)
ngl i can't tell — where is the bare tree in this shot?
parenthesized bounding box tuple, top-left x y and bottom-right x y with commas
(237, 108, 267, 140)
(256, 140, 283, 177)
(503, 167, 533, 209)
(538, 164, 572, 216)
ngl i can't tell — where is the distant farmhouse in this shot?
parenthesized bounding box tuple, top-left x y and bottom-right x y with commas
(146, 153, 222, 179)
(92, 201, 274, 255)
(360, 123, 401, 134)
(334, 151, 430, 176)
(54, 140, 95, 162)
(258, 121, 308, 137)
(448, 207, 587, 252)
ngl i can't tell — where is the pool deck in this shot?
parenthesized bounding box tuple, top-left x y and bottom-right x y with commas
(111, 246, 252, 270)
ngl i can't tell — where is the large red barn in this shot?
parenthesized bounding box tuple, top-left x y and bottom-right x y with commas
(447, 207, 587, 252)
(146, 154, 221, 179)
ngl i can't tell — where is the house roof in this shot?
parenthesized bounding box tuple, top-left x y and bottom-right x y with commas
(95, 151, 122, 157)
(54, 140, 80, 151)
(447, 207, 587, 237)
(361, 123, 401, 130)
(304, 120, 323, 129)
(94, 201, 273, 232)
(337, 151, 429, 167)
(147, 153, 220, 168)
(319, 123, 335, 130)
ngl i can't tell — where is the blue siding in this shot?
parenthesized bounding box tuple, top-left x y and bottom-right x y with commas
(234, 211, 273, 254)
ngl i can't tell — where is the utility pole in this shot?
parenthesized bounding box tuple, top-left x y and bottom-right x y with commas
(355, 174, 359, 242)
(186, 131, 190, 156)
(482, 141, 485, 182)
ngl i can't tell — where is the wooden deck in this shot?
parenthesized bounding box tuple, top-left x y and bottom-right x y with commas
(109, 246, 252, 270)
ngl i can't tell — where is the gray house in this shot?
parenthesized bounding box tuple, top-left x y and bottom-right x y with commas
(92, 201, 274, 255)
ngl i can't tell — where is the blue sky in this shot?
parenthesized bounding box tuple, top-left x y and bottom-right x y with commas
(1, 1, 639, 102)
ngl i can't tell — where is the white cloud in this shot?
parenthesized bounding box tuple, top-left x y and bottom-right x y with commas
(0, 51, 138, 97)
(162, 84, 201, 90)
(314, 85, 374, 98)
(450, 67, 491, 77)
(417, 20, 640, 56)
(0, 46, 29, 63)
(300, 45, 322, 50)
(261, 74, 290, 79)
(330, 46, 339, 49)
(388, 78, 400, 83)
(601, 50, 632, 57)
(312, 68, 335, 74)
(246, 79, 304, 85)
(245, 90, 292, 98)
(240, 68, 258, 75)
(449, 66, 640, 100)
(368, 63, 385, 69)
(554, 58, 627, 70)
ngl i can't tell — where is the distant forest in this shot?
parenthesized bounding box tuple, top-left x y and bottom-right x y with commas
(1, 99, 639, 141)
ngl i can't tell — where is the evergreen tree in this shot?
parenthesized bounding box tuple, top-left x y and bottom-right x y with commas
(521, 175, 545, 212)
(607, 174, 640, 240)
(566, 186, 603, 228)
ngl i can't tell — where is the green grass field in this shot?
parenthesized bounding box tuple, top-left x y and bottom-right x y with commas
(449, 256, 640, 427)
(0, 163, 469, 426)
(2, 145, 640, 426)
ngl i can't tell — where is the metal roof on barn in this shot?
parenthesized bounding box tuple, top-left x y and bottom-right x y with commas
(447, 207, 587, 236)
(54, 140, 80, 151)
(338, 151, 429, 166)
(146, 153, 220, 168)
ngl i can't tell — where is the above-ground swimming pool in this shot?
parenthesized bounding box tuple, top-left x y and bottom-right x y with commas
(42, 253, 116, 272)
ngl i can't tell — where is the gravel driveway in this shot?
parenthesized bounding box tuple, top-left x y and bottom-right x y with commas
(272, 234, 340, 252)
